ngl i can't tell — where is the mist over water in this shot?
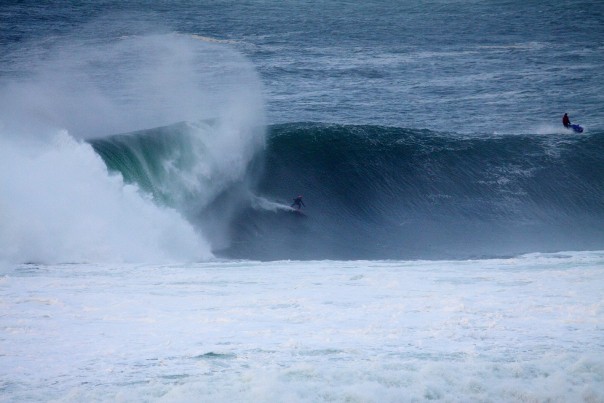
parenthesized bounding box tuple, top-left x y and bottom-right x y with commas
(0, 20, 266, 265)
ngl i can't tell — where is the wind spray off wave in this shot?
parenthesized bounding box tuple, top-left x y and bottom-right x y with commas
(0, 28, 266, 265)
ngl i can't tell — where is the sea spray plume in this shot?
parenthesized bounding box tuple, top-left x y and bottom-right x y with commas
(0, 131, 210, 265)
(0, 31, 265, 139)
(80, 34, 267, 252)
(0, 22, 265, 264)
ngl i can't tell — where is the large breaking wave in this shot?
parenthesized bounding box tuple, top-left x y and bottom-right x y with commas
(2, 17, 603, 263)
(92, 122, 604, 260)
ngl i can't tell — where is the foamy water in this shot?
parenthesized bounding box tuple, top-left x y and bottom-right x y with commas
(2, 252, 603, 401)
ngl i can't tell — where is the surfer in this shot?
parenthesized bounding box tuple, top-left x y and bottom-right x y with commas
(291, 195, 305, 210)
(562, 113, 571, 128)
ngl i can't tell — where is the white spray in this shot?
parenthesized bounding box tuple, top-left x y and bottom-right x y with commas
(0, 24, 266, 265)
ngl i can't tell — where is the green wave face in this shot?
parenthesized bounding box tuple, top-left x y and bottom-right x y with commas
(91, 122, 205, 206)
(91, 120, 264, 209)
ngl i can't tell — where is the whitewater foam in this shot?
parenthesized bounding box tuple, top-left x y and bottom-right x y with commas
(0, 131, 210, 265)
(1, 252, 603, 401)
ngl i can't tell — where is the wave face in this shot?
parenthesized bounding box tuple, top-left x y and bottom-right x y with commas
(223, 123, 604, 260)
(90, 122, 604, 260)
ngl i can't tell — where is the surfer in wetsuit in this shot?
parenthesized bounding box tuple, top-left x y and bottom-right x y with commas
(291, 195, 305, 210)
(562, 113, 571, 128)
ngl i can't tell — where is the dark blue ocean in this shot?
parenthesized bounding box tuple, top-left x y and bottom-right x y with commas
(3, 0, 604, 132)
(5, 1, 604, 128)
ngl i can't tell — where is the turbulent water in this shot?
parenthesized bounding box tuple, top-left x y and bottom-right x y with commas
(1, 1, 604, 401)
(2, 253, 604, 402)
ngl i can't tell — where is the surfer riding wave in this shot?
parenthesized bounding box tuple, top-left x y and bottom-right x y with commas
(291, 195, 305, 210)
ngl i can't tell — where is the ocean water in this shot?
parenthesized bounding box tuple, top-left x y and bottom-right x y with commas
(1, 1, 604, 401)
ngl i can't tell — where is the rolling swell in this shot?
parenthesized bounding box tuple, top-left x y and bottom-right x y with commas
(91, 122, 604, 260)
(226, 123, 604, 259)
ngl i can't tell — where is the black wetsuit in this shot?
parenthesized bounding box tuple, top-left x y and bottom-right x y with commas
(291, 197, 305, 209)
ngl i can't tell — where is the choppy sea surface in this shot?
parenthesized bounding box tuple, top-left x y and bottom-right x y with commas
(1, 1, 603, 401)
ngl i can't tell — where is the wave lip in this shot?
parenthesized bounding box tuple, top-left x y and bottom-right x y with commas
(91, 120, 265, 210)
